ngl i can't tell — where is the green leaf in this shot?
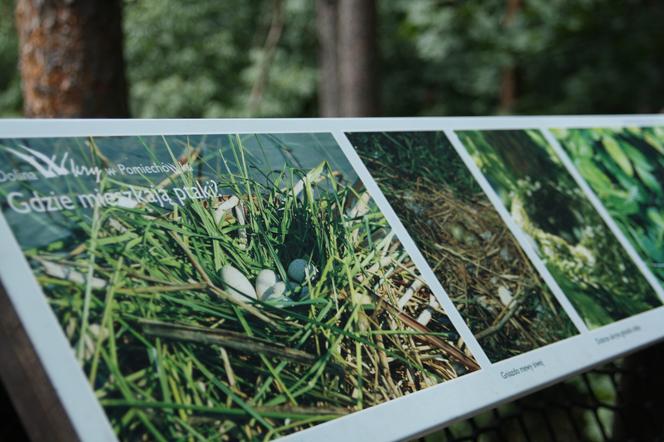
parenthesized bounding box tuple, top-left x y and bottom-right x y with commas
(602, 136, 633, 177)
(629, 224, 664, 261)
(604, 190, 639, 216)
(647, 208, 664, 231)
(575, 157, 612, 191)
(621, 142, 653, 172)
(636, 166, 663, 195)
(600, 151, 641, 192)
(644, 133, 664, 155)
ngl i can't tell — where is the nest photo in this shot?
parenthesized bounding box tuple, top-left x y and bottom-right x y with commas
(458, 129, 661, 329)
(0, 133, 478, 441)
(347, 131, 577, 362)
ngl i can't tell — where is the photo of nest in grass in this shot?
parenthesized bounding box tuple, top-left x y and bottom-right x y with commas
(458, 129, 661, 329)
(347, 131, 577, 362)
(0, 133, 478, 441)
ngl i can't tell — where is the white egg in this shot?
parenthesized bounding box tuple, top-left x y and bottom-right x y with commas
(255, 269, 277, 298)
(498, 286, 513, 306)
(262, 281, 287, 302)
(287, 258, 317, 283)
(416, 308, 433, 327)
(220, 265, 256, 301)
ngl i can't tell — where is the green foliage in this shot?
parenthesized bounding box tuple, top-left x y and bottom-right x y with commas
(2, 0, 664, 116)
(555, 127, 664, 286)
(459, 129, 661, 328)
(394, 0, 664, 115)
(125, 0, 317, 117)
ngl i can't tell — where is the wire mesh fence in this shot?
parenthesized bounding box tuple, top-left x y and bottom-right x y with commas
(422, 366, 620, 442)
(1, 342, 662, 441)
(420, 341, 664, 442)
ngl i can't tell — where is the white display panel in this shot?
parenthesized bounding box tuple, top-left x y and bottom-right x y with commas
(0, 116, 662, 442)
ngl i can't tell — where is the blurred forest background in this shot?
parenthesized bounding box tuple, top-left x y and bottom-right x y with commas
(1, 0, 664, 119)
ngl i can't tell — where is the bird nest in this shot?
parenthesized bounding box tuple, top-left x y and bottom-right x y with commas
(391, 179, 576, 362)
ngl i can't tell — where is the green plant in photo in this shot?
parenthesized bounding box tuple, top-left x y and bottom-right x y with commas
(347, 131, 577, 362)
(458, 129, 660, 329)
(0, 133, 477, 441)
(553, 127, 664, 288)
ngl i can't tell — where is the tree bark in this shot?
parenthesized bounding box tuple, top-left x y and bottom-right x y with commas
(316, 0, 340, 117)
(337, 0, 378, 117)
(499, 0, 520, 113)
(15, 0, 129, 117)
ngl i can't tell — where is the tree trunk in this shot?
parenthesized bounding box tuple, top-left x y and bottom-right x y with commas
(15, 0, 129, 117)
(499, 0, 520, 113)
(337, 0, 378, 117)
(499, 68, 516, 113)
(316, 0, 340, 117)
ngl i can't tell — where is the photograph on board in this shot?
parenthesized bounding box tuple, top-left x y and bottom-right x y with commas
(553, 126, 664, 289)
(346, 131, 577, 362)
(0, 133, 478, 440)
(457, 129, 661, 329)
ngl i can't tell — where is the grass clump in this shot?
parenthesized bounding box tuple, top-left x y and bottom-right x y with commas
(17, 133, 477, 440)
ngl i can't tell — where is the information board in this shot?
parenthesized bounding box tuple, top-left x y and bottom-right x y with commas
(0, 116, 662, 442)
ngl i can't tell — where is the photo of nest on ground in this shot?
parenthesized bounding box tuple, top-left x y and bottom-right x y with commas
(554, 126, 664, 290)
(347, 131, 577, 362)
(458, 129, 661, 329)
(0, 133, 478, 441)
